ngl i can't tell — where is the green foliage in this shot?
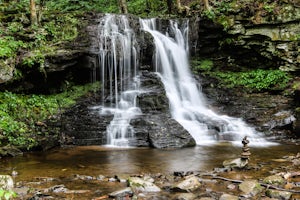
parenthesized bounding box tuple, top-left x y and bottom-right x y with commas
(191, 59, 214, 73)
(0, 189, 17, 200)
(22, 50, 45, 67)
(203, 10, 216, 20)
(213, 69, 291, 91)
(0, 82, 100, 149)
(128, 0, 167, 17)
(263, 3, 275, 13)
(0, 37, 25, 58)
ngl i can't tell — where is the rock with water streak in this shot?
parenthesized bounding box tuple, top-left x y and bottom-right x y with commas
(265, 189, 292, 200)
(238, 180, 263, 196)
(128, 177, 161, 193)
(0, 175, 14, 190)
(171, 176, 201, 192)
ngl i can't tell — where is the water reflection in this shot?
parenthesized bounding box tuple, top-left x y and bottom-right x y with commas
(0, 143, 299, 182)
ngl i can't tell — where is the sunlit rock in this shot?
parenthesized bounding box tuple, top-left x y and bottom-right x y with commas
(238, 180, 263, 196)
(128, 177, 161, 193)
(0, 175, 14, 190)
(171, 176, 201, 192)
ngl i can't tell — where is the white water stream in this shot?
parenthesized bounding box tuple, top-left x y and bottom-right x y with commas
(96, 14, 142, 146)
(141, 19, 273, 146)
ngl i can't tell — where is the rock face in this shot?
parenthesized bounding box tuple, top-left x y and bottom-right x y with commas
(189, 2, 300, 73)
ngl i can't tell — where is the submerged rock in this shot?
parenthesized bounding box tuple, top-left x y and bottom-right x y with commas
(223, 158, 248, 169)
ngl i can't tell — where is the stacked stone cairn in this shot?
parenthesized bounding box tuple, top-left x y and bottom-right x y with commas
(241, 136, 251, 161)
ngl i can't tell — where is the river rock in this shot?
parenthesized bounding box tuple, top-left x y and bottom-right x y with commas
(171, 176, 201, 192)
(174, 193, 197, 200)
(0, 175, 14, 190)
(128, 177, 161, 193)
(263, 175, 285, 186)
(238, 180, 263, 196)
(108, 187, 133, 198)
(223, 158, 248, 169)
(265, 189, 292, 200)
(219, 193, 239, 200)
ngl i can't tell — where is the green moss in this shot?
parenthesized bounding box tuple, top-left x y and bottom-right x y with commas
(0, 82, 100, 149)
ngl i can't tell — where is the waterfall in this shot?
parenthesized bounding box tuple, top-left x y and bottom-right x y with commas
(141, 18, 272, 146)
(97, 14, 142, 147)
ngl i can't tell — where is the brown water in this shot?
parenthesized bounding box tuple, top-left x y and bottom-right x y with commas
(0, 142, 299, 199)
(1, 142, 299, 181)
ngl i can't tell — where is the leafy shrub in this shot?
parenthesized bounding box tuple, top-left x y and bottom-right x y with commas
(0, 189, 17, 200)
(213, 69, 291, 91)
(0, 36, 25, 58)
(191, 59, 213, 73)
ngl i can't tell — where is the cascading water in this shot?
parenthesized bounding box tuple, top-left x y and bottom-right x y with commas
(141, 18, 272, 146)
(97, 14, 142, 147)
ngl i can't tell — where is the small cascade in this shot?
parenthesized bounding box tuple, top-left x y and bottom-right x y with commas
(97, 14, 142, 147)
(141, 18, 272, 146)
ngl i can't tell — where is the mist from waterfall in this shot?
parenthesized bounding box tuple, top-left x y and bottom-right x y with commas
(97, 14, 142, 147)
(141, 18, 273, 146)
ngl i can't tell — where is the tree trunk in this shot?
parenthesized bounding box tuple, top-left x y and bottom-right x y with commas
(202, 0, 211, 11)
(167, 0, 172, 14)
(118, 0, 128, 14)
(176, 0, 182, 9)
(30, 0, 38, 25)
